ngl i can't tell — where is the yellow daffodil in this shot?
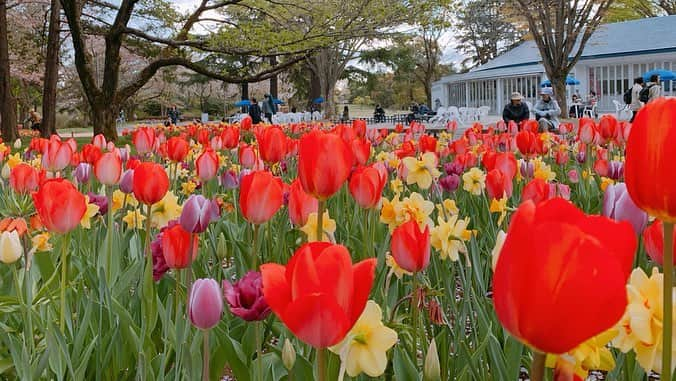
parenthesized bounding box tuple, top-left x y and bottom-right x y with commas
(300, 211, 336, 242)
(402, 152, 441, 190)
(390, 178, 403, 195)
(112, 190, 138, 213)
(329, 301, 397, 380)
(600, 177, 615, 192)
(613, 267, 676, 374)
(123, 209, 146, 229)
(380, 195, 400, 230)
(491, 230, 506, 271)
(31, 232, 53, 252)
(430, 215, 470, 261)
(547, 328, 617, 380)
(6, 152, 22, 169)
(181, 180, 197, 196)
(80, 196, 101, 229)
(533, 158, 556, 181)
(392, 192, 434, 230)
(151, 191, 182, 228)
(386, 253, 412, 279)
(462, 167, 486, 196)
(437, 199, 459, 217)
(489, 197, 508, 226)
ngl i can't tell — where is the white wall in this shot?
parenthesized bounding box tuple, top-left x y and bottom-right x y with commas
(431, 84, 448, 107)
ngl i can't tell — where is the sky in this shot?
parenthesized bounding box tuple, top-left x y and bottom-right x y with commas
(168, 0, 466, 67)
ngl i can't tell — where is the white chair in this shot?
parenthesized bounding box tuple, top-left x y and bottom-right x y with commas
(428, 107, 447, 124)
(478, 106, 490, 120)
(448, 106, 463, 125)
(312, 111, 322, 121)
(583, 104, 598, 119)
(612, 100, 632, 121)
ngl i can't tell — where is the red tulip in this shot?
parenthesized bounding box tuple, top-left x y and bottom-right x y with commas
(92, 134, 107, 150)
(352, 119, 367, 138)
(578, 118, 599, 145)
(260, 242, 376, 348)
(351, 138, 371, 166)
(419, 135, 437, 153)
(390, 219, 430, 273)
(625, 98, 676, 222)
(196, 148, 219, 182)
(298, 130, 354, 201)
(642, 220, 676, 265)
(241, 115, 252, 131)
(288, 179, 318, 226)
(32, 178, 87, 234)
(42, 137, 73, 172)
(82, 144, 103, 164)
(162, 223, 199, 269)
(395, 140, 416, 158)
(521, 178, 551, 205)
(349, 165, 386, 209)
(94, 152, 122, 185)
(221, 127, 240, 149)
(197, 129, 210, 146)
(494, 198, 635, 354)
(593, 159, 609, 177)
(515, 130, 537, 157)
(133, 162, 169, 205)
(10, 163, 41, 194)
(486, 169, 510, 200)
(599, 115, 619, 144)
(256, 126, 287, 163)
(239, 171, 283, 224)
(132, 127, 157, 154)
(167, 137, 189, 162)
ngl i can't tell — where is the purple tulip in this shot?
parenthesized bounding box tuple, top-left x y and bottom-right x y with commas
(223, 271, 271, 322)
(576, 151, 586, 164)
(87, 192, 109, 215)
(607, 160, 624, 180)
(74, 163, 91, 184)
(118, 147, 130, 162)
(439, 174, 460, 193)
(189, 278, 224, 330)
(602, 182, 648, 235)
(151, 233, 169, 281)
(220, 169, 239, 190)
(444, 162, 464, 176)
(519, 160, 534, 179)
(119, 169, 134, 194)
(179, 195, 220, 233)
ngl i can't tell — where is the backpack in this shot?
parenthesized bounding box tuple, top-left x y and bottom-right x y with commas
(623, 88, 632, 105)
(639, 84, 654, 103)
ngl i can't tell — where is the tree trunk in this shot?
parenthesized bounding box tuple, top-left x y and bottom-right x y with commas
(41, 0, 61, 138)
(91, 100, 119, 140)
(0, 0, 17, 142)
(241, 82, 249, 112)
(269, 56, 278, 99)
(309, 69, 321, 109)
(550, 75, 569, 119)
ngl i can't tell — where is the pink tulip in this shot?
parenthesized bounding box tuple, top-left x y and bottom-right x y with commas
(603, 182, 648, 236)
(42, 138, 73, 172)
(179, 195, 220, 233)
(223, 271, 271, 321)
(189, 278, 223, 330)
(94, 152, 122, 185)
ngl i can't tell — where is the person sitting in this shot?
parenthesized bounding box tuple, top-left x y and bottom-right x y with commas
(534, 87, 561, 132)
(407, 102, 419, 124)
(502, 92, 529, 125)
(374, 104, 385, 122)
(419, 104, 430, 115)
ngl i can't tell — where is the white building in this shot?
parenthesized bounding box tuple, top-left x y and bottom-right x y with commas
(432, 15, 676, 113)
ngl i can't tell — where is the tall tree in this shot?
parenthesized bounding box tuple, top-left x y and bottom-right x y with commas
(0, 0, 17, 142)
(511, 0, 614, 117)
(41, 0, 60, 137)
(456, 0, 525, 66)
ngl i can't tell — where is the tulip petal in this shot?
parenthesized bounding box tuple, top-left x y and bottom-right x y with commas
(281, 293, 350, 348)
(349, 258, 376, 324)
(260, 263, 291, 315)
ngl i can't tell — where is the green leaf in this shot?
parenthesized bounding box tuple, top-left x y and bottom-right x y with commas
(393, 346, 420, 381)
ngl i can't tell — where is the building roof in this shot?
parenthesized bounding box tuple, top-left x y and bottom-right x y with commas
(472, 15, 676, 72)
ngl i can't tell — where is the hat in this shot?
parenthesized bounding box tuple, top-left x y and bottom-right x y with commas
(540, 87, 554, 96)
(510, 92, 523, 100)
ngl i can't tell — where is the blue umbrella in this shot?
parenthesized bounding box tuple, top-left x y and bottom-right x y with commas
(643, 69, 675, 81)
(234, 99, 251, 107)
(273, 99, 284, 105)
(540, 76, 580, 87)
(313, 97, 325, 104)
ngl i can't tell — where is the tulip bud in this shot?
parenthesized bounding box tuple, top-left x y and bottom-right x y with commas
(282, 339, 296, 371)
(189, 278, 223, 330)
(119, 169, 134, 194)
(13, 139, 21, 149)
(1, 163, 10, 179)
(0, 231, 23, 264)
(423, 339, 441, 381)
(216, 232, 228, 260)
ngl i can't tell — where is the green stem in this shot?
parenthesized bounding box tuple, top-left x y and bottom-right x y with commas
(252, 224, 260, 270)
(317, 347, 327, 381)
(59, 232, 71, 332)
(663, 222, 673, 381)
(530, 352, 546, 381)
(106, 186, 114, 284)
(202, 330, 210, 381)
(24, 256, 34, 357)
(316, 200, 326, 242)
(256, 321, 264, 381)
(411, 273, 419, 365)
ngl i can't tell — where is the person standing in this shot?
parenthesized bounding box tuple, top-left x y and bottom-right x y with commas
(630, 77, 645, 123)
(646, 74, 662, 103)
(341, 105, 350, 122)
(502, 92, 529, 125)
(248, 97, 262, 124)
(534, 87, 560, 132)
(262, 94, 273, 123)
(167, 105, 180, 125)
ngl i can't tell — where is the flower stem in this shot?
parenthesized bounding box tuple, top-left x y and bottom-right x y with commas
(59, 232, 70, 332)
(256, 321, 263, 381)
(106, 186, 114, 284)
(411, 273, 419, 365)
(316, 200, 326, 242)
(252, 224, 260, 269)
(530, 351, 546, 381)
(663, 221, 673, 381)
(24, 257, 34, 356)
(317, 347, 327, 381)
(202, 330, 209, 381)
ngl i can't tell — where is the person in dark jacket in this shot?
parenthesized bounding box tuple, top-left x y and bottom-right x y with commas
(167, 105, 180, 125)
(249, 98, 262, 124)
(502, 92, 529, 125)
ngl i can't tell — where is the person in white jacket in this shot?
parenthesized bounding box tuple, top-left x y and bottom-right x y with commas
(630, 77, 644, 122)
(534, 87, 561, 132)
